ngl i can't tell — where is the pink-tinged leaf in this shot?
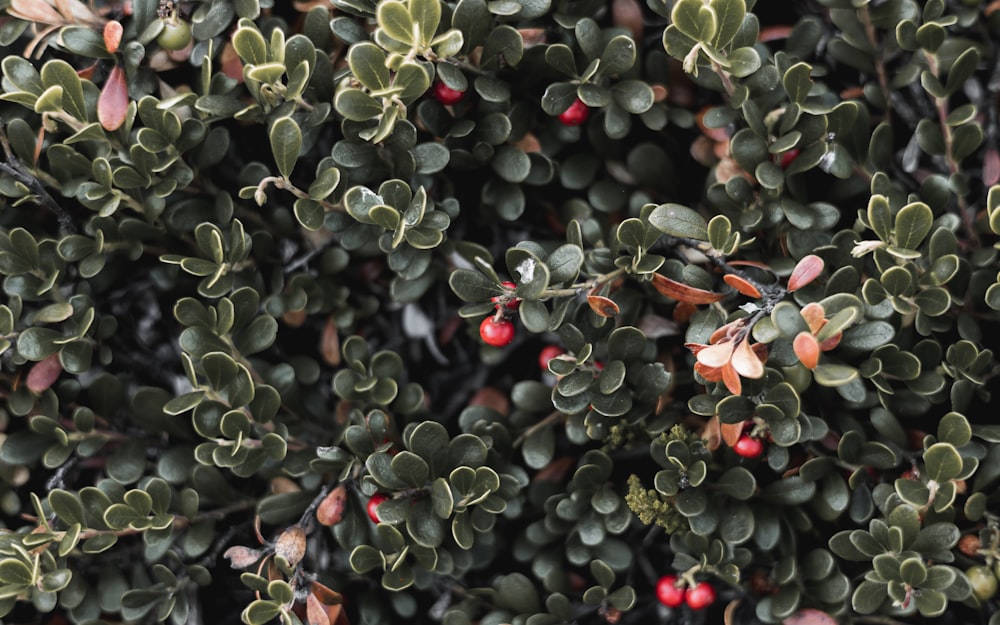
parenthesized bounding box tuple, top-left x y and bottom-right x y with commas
(818, 332, 842, 352)
(731, 339, 765, 379)
(793, 332, 820, 369)
(651, 273, 725, 304)
(787, 254, 824, 291)
(612, 0, 643, 40)
(984, 147, 1000, 187)
(98, 65, 128, 131)
(723, 274, 762, 298)
(223, 545, 264, 569)
(316, 484, 347, 526)
(307, 593, 332, 625)
(783, 609, 838, 625)
(694, 341, 734, 368)
(26, 353, 62, 393)
(76, 61, 99, 80)
(8, 0, 64, 24)
(721, 361, 742, 395)
(103, 20, 123, 53)
(800, 302, 826, 334)
(709, 320, 742, 345)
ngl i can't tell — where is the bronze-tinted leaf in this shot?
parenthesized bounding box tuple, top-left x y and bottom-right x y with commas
(723, 273, 761, 298)
(651, 273, 725, 304)
(103, 20, 123, 54)
(793, 332, 820, 370)
(321, 318, 341, 366)
(223, 545, 263, 569)
(274, 525, 307, 566)
(721, 361, 741, 395)
(587, 294, 620, 317)
(316, 485, 347, 526)
(787, 254, 824, 291)
(799, 302, 826, 334)
(26, 352, 62, 393)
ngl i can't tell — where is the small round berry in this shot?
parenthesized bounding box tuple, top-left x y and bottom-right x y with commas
(655, 575, 686, 608)
(366, 493, 389, 523)
(538, 345, 565, 371)
(684, 581, 716, 610)
(558, 98, 590, 126)
(779, 148, 801, 169)
(157, 17, 192, 50)
(958, 534, 982, 557)
(432, 81, 466, 105)
(967, 565, 998, 602)
(480, 316, 515, 347)
(733, 434, 764, 459)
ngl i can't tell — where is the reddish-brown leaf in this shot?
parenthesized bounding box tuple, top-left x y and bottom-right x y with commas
(703, 415, 722, 451)
(97, 65, 128, 131)
(985, 147, 1000, 187)
(310, 582, 344, 606)
(787, 254, 824, 291)
(723, 274, 762, 298)
(611, 0, 643, 40)
(731, 339, 764, 379)
(721, 361, 742, 395)
(818, 332, 842, 352)
(321, 317, 341, 366)
(316, 485, 347, 526)
(720, 420, 744, 449)
(306, 594, 331, 625)
(758, 25, 793, 42)
(800, 302, 826, 334)
(274, 525, 307, 566)
(26, 353, 62, 393)
(651, 273, 725, 304)
(468, 386, 510, 415)
(76, 61, 99, 80)
(793, 332, 820, 370)
(694, 361, 724, 383)
(587, 294, 620, 318)
(517, 28, 547, 46)
(103, 20, 123, 53)
(672, 300, 697, 323)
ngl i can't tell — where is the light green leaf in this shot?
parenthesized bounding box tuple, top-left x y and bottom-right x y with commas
(269, 117, 301, 179)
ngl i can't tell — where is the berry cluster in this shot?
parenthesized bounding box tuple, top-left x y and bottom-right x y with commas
(655, 575, 716, 610)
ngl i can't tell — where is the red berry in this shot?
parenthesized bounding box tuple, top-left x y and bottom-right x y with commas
(432, 81, 465, 105)
(733, 434, 764, 459)
(685, 581, 716, 610)
(479, 316, 515, 347)
(780, 148, 800, 169)
(656, 575, 686, 608)
(366, 493, 389, 523)
(558, 98, 590, 126)
(538, 345, 565, 371)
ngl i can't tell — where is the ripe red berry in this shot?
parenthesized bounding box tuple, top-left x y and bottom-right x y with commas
(432, 81, 465, 105)
(558, 98, 589, 126)
(366, 493, 389, 523)
(538, 345, 565, 371)
(685, 581, 716, 610)
(780, 148, 800, 169)
(733, 434, 764, 459)
(480, 316, 515, 347)
(655, 575, 686, 608)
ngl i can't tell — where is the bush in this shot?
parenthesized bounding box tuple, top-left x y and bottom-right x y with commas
(0, 0, 998, 623)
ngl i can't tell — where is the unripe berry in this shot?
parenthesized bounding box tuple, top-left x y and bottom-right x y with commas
(558, 98, 590, 126)
(480, 316, 515, 347)
(432, 81, 465, 105)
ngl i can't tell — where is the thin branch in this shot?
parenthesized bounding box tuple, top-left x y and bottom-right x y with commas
(0, 120, 74, 233)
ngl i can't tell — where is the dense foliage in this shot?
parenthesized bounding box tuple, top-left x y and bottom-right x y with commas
(0, 0, 999, 624)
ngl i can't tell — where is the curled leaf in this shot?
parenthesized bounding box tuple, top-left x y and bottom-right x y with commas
(651, 273, 725, 304)
(787, 255, 824, 291)
(587, 294, 620, 317)
(731, 339, 765, 379)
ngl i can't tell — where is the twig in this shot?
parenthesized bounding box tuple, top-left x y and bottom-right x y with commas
(0, 120, 74, 233)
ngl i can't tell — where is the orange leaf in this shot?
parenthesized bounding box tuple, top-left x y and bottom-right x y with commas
(721, 361, 742, 395)
(800, 302, 826, 334)
(26, 353, 61, 393)
(310, 582, 344, 606)
(694, 341, 734, 368)
(703, 415, 722, 451)
(787, 255, 824, 291)
(307, 593, 332, 625)
(587, 294, 620, 317)
(723, 274, 762, 298)
(672, 300, 697, 323)
(694, 361, 724, 383)
(321, 317, 341, 366)
(793, 332, 820, 369)
(316, 484, 347, 526)
(731, 339, 764, 379)
(720, 420, 744, 448)
(98, 65, 128, 131)
(103, 20, 123, 53)
(651, 273, 725, 304)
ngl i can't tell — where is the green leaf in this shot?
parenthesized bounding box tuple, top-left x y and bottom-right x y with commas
(894, 202, 933, 250)
(852, 580, 887, 614)
(409, 0, 441, 43)
(377, 1, 413, 44)
(924, 442, 962, 483)
(269, 117, 301, 179)
(727, 47, 761, 77)
(648, 203, 708, 240)
(348, 42, 390, 91)
(599, 36, 637, 76)
(335, 88, 383, 122)
(395, 61, 431, 103)
(242, 600, 282, 625)
(232, 25, 268, 65)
